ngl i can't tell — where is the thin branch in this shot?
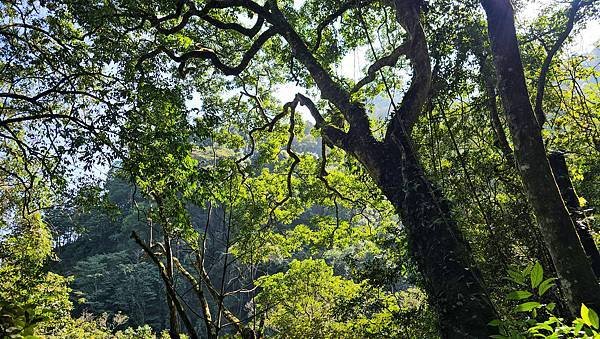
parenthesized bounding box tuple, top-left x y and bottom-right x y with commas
(312, 0, 374, 51)
(351, 41, 409, 92)
(130, 231, 199, 339)
(172, 257, 218, 338)
(534, 0, 595, 126)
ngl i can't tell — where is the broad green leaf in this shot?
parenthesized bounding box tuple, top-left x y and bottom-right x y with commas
(523, 263, 534, 276)
(582, 304, 600, 329)
(530, 323, 553, 332)
(515, 301, 542, 312)
(507, 290, 533, 300)
(530, 262, 543, 288)
(537, 278, 556, 296)
(507, 269, 525, 285)
(488, 319, 501, 326)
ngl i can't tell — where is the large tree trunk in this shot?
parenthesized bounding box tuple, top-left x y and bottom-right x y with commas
(351, 135, 497, 338)
(481, 0, 600, 313)
(265, 2, 497, 335)
(548, 151, 600, 276)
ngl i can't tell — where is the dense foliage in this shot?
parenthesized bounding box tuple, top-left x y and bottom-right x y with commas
(1, 0, 600, 337)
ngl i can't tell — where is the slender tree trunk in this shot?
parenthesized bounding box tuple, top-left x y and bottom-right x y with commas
(164, 233, 181, 339)
(131, 231, 199, 339)
(481, 0, 600, 313)
(548, 151, 600, 276)
(483, 70, 512, 160)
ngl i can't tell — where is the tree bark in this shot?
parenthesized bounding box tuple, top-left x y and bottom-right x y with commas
(534, 0, 588, 126)
(354, 135, 497, 338)
(480, 61, 512, 160)
(299, 96, 498, 337)
(264, 1, 499, 335)
(481, 0, 600, 314)
(548, 151, 600, 276)
(131, 231, 199, 339)
(163, 234, 181, 339)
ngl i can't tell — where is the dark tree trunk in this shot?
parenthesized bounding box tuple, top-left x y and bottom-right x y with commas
(349, 134, 497, 338)
(548, 151, 600, 276)
(264, 2, 498, 336)
(481, 0, 600, 314)
(164, 235, 181, 339)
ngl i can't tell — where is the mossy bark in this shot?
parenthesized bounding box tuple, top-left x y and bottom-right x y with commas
(481, 0, 600, 314)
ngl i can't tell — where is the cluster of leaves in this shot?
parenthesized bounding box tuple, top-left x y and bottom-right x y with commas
(0, 198, 72, 338)
(2, 0, 600, 337)
(255, 259, 436, 338)
(491, 262, 600, 338)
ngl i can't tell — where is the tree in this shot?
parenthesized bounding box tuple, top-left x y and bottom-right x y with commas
(255, 259, 436, 338)
(4, 0, 600, 337)
(0, 178, 87, 337)
(63, 0, 500, 335)
(0, 0, 126, 207)
(480, 0, 600, 314)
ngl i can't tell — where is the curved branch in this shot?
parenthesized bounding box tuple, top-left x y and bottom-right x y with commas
(312, 0, 374, 51)
(202, 14, 265, 37)
(266, 4, 374, 143)
(283, 99, 301, 201)
(317, 141, 360, 204)
(295, 93, 351, 150)
(236, 109, 288, 163)
(384, 0, 432, 140)
(352, 41, 409, 92)
(137, 27, 276, 76)
(534, 0, 593, 126)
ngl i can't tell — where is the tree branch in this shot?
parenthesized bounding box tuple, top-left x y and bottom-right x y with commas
(130, 231, 199, 339)
(351, 41, 410, 92)
(312, 0, 373, 51)
(137, 27, 276, 76)
(534, 0, 593, 126)
(384, 0, 432, 141)
(172, 257, 218, 338)
(295, 93, 351, 150)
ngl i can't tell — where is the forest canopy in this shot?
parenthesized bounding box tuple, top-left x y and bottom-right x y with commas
(1, 0, 600, 337)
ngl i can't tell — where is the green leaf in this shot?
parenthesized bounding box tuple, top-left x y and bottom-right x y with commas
(507, 269, 525, 285)
(529, 323, 553, 332)
(515, 301, 542, 312)
(581, 304, 600, 329)
(507, 290, 533, 300)
(537, 278, 556, 296)
(530, 262, 543, 288)
(523, 263, 534, 276)
(488, 319, 501, 326)
(546, 303, 556, 312)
